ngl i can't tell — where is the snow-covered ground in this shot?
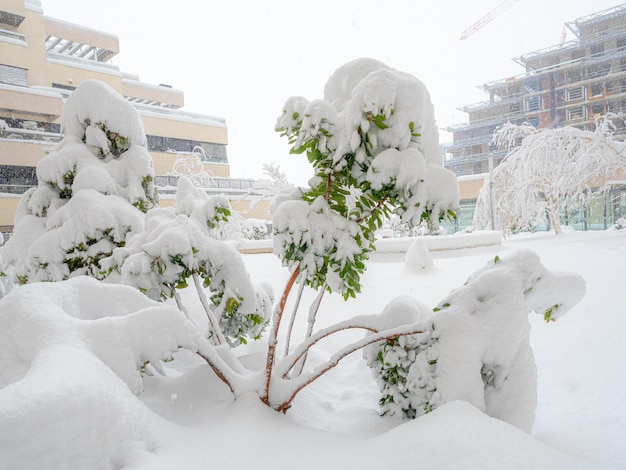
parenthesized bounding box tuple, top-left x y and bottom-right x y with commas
(1, 229, 624, 469)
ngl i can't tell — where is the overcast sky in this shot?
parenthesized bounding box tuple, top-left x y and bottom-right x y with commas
(43, 0, 624, 185)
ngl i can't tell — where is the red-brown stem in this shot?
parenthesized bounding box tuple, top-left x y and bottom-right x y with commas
(325, 173, 332, 200)
(261, 266, 300, 405)
(275, 327, 423, 413)
(282, 323, 378, 379)
(356, 195, 388, 224)
(195, 350, 235, 395)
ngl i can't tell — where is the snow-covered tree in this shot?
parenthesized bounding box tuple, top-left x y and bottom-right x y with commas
(90, 58, 460, 412)
(257, 58, 459, 410)
(238, 162, 294, 216)
(364, 249, 585, 432)
(1, 80, 157, 285)
(474, 119, 626, 235)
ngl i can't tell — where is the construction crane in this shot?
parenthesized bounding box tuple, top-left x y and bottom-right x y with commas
(460, 0, 521, 40)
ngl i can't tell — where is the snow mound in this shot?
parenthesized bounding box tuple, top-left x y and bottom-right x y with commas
(0, 277, 202, 468)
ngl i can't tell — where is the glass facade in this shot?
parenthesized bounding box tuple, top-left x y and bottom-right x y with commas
(146, 135, 228, 163)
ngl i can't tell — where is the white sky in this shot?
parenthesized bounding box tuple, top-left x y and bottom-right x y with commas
(43, 0, 624, 185)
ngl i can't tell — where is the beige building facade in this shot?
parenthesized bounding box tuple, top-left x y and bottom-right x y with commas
(0, 0, 269, 235)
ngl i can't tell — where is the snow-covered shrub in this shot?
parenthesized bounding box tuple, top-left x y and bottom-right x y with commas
(274, 58, 458, 298)
(20, 120, 40, 131)
(252, 58, 459, 411)
(239, 218, 270, 240)
(1, 80, 157, 285)
(103, 177, 272, 346)
(608, 218, 626, 231)
(365, 249, 586, 432)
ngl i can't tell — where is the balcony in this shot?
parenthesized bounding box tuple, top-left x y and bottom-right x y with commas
(44, 16, 119, 63)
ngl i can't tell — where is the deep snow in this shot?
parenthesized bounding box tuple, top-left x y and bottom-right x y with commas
(0, 229, 624, 469)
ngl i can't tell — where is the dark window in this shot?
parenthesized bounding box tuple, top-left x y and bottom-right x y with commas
(146, 135, 228, 163)
(52, 83, 76, 91)
(591, 44, 605, 56)
(0, 165, 37, 194)
(0, 63, 27, 86)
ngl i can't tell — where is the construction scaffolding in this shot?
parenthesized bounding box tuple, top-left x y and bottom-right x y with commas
(445, 4, 626, 177)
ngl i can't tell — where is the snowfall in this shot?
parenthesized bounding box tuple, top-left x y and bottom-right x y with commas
(0, 228, 624, 470)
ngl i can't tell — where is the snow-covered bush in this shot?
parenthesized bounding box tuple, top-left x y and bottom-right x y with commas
(1, 80, 157, 285)
(474, 120, 626, 235)
(364, 249, 585, 432)
(255, 58, 459, 410)
(103, 177, 272, 346)
(608, 217, 626, 231)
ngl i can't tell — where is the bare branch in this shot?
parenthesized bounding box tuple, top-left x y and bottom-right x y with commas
(192, 272, 227, 345)
(283, 277, 306, 357)
(273, 322, 425, 412)
(291, 284, 326, 377)
(262, 266, 300, 405)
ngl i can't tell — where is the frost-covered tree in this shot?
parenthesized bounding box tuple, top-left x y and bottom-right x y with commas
(364, 249, 585, 432)
(474, 119, 626, 235)
(169, 146, 215, 189)
(239, 162, 293, 216)
(1, 80, 157, 285)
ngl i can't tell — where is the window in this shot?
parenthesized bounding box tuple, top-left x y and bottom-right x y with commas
(0, 63, 27, 86)
(0, 165, 37, 194)
(591, 44, 605, 57)
(566, 87, 584, 101)
(591, 83, 604, 97)
(567, 106, 585, 121)
(524, 96, 541, 112)
(146, 135, 228, 163)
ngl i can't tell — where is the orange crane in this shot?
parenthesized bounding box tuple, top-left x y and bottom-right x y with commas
(460, 0, 521, 40)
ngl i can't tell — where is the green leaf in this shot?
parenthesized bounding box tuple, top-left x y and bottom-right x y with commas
(372, 118, 388, 130)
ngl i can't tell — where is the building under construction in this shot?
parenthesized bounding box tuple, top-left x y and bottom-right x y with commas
(445, 3, 626, 177)
(444, 3, 626, 231)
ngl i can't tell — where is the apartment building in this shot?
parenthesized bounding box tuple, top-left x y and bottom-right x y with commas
(444, 3, 626, 231)
(0, 0, 268, 234)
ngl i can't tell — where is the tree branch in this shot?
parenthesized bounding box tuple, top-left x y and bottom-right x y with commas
(261, 266, 300, 405)
(192, 272, 227, 345)
(292, 284, 325, 377)
(284, 278, 306, 357)
(356, 195, 389, 224)
(274, 322, 425, 412)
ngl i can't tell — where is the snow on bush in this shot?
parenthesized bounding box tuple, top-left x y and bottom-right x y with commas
(1, 80, 157, 287)
(247, 58, 461, 410)
(608, 217, 626, 230)
(364, 249, 585, 432)
(274, 57, 458, 298)
(103, 177, 272, 346)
